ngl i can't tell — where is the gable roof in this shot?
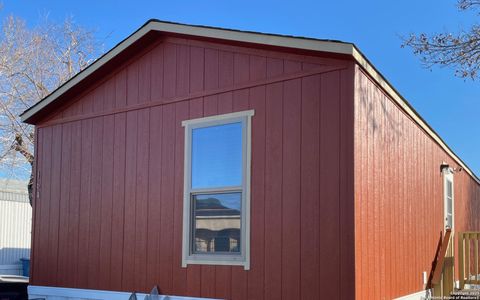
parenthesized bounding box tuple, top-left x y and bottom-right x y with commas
(20, 19, 357, 123)
(20, 19, 480, 183)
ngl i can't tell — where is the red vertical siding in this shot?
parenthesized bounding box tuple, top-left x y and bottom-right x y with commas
(110, 113, 126, 290)
(77, 118, 92, 288)
(87, 116, 103, 289)
(281, 63, 301, 300)
(340, 68, 356, 300)
(122, 111, 137, 291)
(231, 54, 250, 300)
(98, 115, 114, 288)
(247, 84, 266, 300)
(159, 103, 176, 293)
(57, 123, 71, 286)
(319, 71, 341, 298)
(264, 79, 283, 300)
(65, 121, 81, 285)
(299, 74, 320, 300)
(186, 97, 203, 297)
(146, 105, 162, 290)
(135, 108, 150, 291)
(354, 66, 480, 299)
(173, 101, 189, 294)
(32, 37, 355, 299)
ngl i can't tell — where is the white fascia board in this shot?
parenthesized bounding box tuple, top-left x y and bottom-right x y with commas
(149, 22, 354, 56)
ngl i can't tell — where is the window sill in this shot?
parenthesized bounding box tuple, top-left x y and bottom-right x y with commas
(182, 255, 249, 270)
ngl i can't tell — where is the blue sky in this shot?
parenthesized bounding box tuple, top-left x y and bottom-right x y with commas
(4, 0, 480, 176)
(192, 122, 242, 189)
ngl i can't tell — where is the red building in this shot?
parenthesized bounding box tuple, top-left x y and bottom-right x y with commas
(22, 20, 480, 300)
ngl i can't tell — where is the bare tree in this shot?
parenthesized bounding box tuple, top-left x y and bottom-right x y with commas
(0, 15, 100, 204)
(402, 0, 480, 79)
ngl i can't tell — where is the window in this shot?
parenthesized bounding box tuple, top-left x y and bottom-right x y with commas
(443, 168, 454, 230)
(181, 110, 254, 269)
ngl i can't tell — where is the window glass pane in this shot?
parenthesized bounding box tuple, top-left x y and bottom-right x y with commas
(446, 179, 453, 228)
(192, 193, 241, 253)
(447, 180, 453, 214)
(447, 180, 453, 198)
(191, 122, 242, 189)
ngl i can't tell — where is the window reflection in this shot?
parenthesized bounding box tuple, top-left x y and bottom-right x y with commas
(191, 122, 242, 189)
(193, 193, 241, 253)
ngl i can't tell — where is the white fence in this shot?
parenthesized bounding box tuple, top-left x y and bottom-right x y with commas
(0, 179, 31, 275)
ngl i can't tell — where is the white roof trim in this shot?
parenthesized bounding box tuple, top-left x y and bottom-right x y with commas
(148, 22, 354, 55)
(20, 20, 479, 183)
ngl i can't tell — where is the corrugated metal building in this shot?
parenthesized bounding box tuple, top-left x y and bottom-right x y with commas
(0, 179, 31, 275)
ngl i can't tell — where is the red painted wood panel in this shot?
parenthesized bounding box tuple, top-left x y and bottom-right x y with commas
(115, 70, 127, 109)
(77, 119, 92, 288)
(146, 106, 162, 290)
(300, 75, 321, 300)
(98, 115, 114, 288)
(151, 46, 164, 102)
(264, 80, 283, 300)
(139, 52, 152, 104)
(135, 109, 150, 291)
(45, 36, 349, 126)
(319, 71, 341, 298)
(36, 126, 52, 285)
(121, 111, 137, 292)
(354, 66, 480, 300)
(247, 84, 266, 300)
(190, 46, 204, 93)
(32, 35, 362, 300)
(163, 43, 177, 99)
(110, 113, 126, 291)
(173, 101, 189, 295)
(66, 121, 82, 285)
(169, 39, 190, 299)
(87, 117, 103, 289)
(56, 122, 71, 287)
(246, 55, 267, 300)
(186, 97, 203, 297)
(30, 128, 40, 283)
(127, 60, 139, 106)
(230, 49, 250, 300)
(47, 125, 62, 285)
(353, 71, 365, 300)
(382, 92, 392, 300)
(281, 65, 301, 300)
(159, 103, 176, 294)
(340, 67, 355, 300)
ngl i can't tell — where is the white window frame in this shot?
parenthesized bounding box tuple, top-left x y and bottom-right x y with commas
(181, 110, 254, 270)
(443, 167, 454, 231)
